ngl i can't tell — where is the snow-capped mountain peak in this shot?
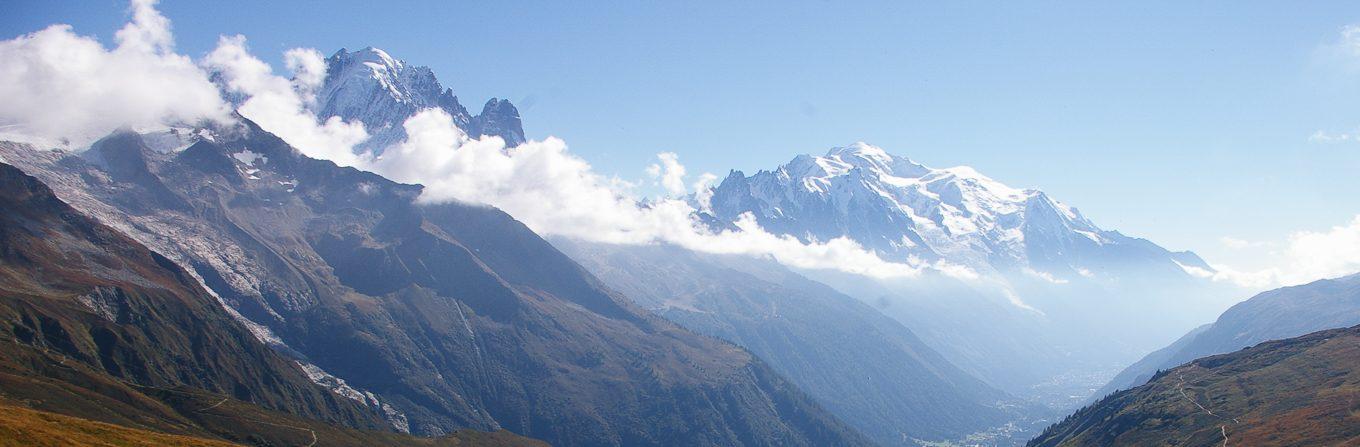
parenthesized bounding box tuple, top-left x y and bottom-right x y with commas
(314, 47, 525, 152)
(703, 142, 1205, 279)
(819, 142, 931, 178)
(322, 47, 447, 110)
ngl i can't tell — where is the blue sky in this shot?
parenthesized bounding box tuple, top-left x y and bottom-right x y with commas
(5, 0, 1360, 273)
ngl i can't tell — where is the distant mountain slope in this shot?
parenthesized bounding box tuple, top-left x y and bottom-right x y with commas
(555, 240, 1046, 446)
(0, 161, 544, 446)
(701, 142, 1235, 405)
(1028, 324, 1360, 447)
(1097, 273, 1360, 398)
(703, 142, 1210, 277)
(0, 122, 870, 446)
(316, 47, 525, 151)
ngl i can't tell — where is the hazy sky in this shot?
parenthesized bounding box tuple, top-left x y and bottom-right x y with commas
(5, 0, 1360, 276)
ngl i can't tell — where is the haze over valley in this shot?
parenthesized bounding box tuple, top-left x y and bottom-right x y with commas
(1, 1, 1359, 446)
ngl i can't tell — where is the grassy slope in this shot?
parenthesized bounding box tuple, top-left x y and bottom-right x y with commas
(1029, 325, 1360, 447)
(0, 397, 543, 447)
(0, 399, 238, 447)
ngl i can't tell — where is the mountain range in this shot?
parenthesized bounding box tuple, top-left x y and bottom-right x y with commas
(303, 46, 1240, 409)
(703, 142, 1212, 277)
(298, 47, 1069, 445)
(0, 119, 867, 446)
(700, 143, 1237, 406)
(4, 40, 1355, 447)
(289, 45, 1239, 428)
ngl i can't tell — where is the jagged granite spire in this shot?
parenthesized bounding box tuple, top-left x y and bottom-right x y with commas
(316, 47, 526, 153)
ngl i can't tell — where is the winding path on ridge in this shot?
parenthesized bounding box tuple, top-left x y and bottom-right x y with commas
(1176, 370, 1240, 447)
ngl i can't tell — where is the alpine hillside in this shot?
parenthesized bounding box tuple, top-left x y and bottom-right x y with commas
(1096, 273, 1360, 399)
(0, 161, 544, 446)
(1030, 324, 1360, 447)
(0, 119, 869, 446)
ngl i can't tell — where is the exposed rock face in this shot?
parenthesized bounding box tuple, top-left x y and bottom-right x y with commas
(0, 123, 869, 446)
(0, 160, 396, 441)
(316, 47, 526, 152)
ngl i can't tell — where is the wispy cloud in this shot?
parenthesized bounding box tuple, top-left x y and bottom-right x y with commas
(646, 152, 687, 196)
(1308, 129, 1360, 144)
(1218, 236, 1270, 250)
(1308, 25, 1360, 143)
(1188, 216, 1360, 288)
(691, 172, 719, 213)
(1023, 267, 1069, 285)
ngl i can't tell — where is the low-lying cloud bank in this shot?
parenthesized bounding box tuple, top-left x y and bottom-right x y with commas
(1191, 215, 1360, 289)
(0, 0, 944, 280)
(368, 107, 941, 278)
(0, 0, 229, 147)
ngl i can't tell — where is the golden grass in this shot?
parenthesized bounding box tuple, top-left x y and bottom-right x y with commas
(0, 401, 238, 447)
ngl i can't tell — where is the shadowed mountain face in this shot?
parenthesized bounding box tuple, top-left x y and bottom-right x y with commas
(554, 240, 1048, 446)
(0, 122, 870, 446)
(1029, 324, 1360, 447)
(0, 160, 384, 429)
(1096, 273, 1360, 399)
(0, 161, 551, 446)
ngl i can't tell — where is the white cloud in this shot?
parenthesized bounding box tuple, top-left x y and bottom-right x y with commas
(1308, 129, 1360, 144)
(999, 288, 1042, 315)
(362, 108, 948, 279)
(116, 0, 174, 53)
(0, 0, 230, 147)
(1218, 236, 1248, 249)
(647, 152, 687, 196)
(284, 47, 327, 104)
(1340, 25, 1360, 58)
(1218, 236, 1270, 249)
(1309, 25, 1360, 143)
(202, 35, 369, 167)
(691, 172, 719, 213)
(0, 0, 961, 282)
(1023, 267, 1069, 285)
(1195, 215, 1360, 288)
(1317, 24, 1360, 69)
(1281, 216, 1360, 280)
